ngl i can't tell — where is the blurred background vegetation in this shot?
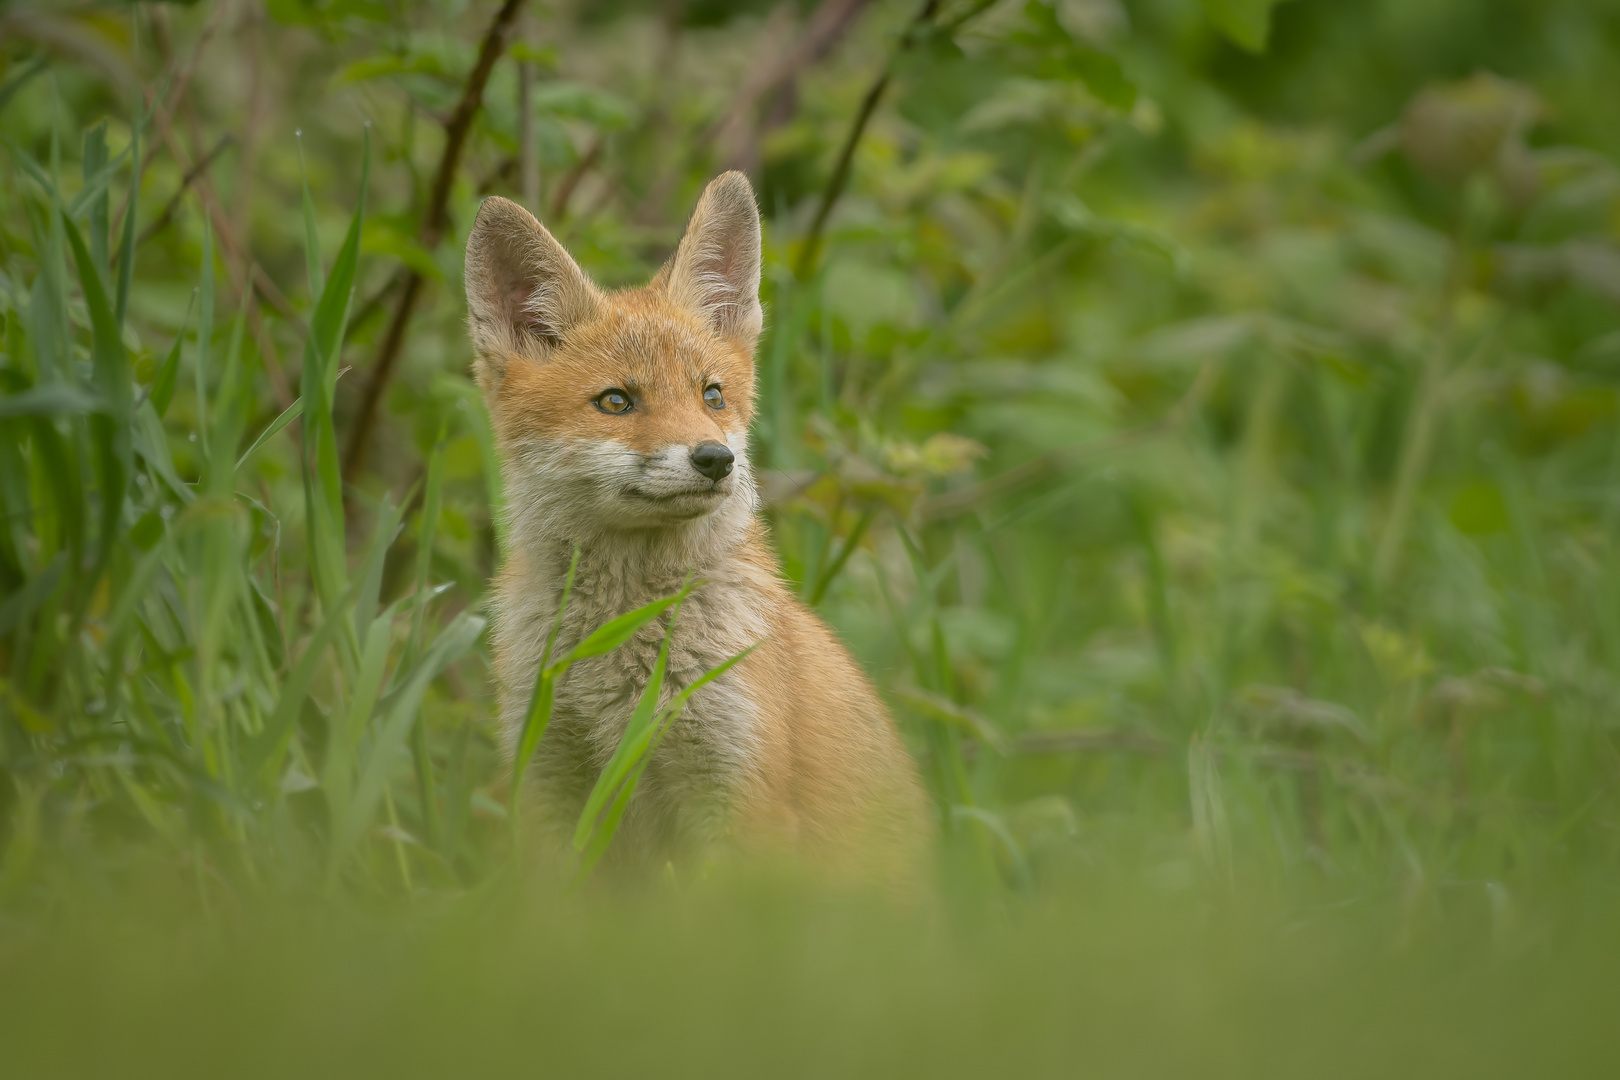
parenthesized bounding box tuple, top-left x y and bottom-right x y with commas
(3, 0, 1620, 1073)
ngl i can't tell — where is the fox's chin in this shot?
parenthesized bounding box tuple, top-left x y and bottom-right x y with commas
(615, 486, 730, 525)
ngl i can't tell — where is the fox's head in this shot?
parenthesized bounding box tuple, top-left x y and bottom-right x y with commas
(465, 172, 762, 546)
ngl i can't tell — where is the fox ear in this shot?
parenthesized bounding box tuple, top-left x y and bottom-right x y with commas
(464, 196, 600, 384)
(659, 171, 763, 347)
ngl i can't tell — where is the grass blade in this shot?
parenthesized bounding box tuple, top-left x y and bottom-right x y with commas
(62, 211, 131, 588)
(509, 548, 580, 813)
(245, 577, 362, 791)
(0, 384, 106, 418)
(556, 591, 683, 669)
(115, 108, 141, 325)
(336, 611, 484, 870)
(296, 129, 323, 300)
(300, 126, 368, 613)
(235, 397, 303, 472)
(196, 221, 213, 454)
(509, 671, 554, 817)
(572, 626, 675, 852)
(82, 122, 108, 272)
(0, 55, 46, 113)
(572, 644, 755, 878)
(147, 290, 193, 418)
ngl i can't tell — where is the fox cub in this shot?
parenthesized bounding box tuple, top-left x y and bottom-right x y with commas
(464, 172, 930, 886)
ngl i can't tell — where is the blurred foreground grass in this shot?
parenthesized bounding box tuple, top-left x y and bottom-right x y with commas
(4, 0, 1620, 1070)
(4, 868, 1619, 1078)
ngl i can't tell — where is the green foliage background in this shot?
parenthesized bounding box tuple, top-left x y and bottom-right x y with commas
(3, 0, 1620, 1073)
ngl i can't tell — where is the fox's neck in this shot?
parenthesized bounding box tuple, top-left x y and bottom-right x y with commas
(511, 493, 756, 611)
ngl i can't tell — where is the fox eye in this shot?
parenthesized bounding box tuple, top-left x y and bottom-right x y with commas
(595, 389, 632, 414)
(703, 385, 725, 410)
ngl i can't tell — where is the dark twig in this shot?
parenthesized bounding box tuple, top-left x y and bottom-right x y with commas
(794, 0, 1002, 279)
(794, 0, 940, 279)
(137, 133, 233, 245)
(547, 136, 604, 223)
(711, 0, 875, 173)
(344, 0, 529, 484)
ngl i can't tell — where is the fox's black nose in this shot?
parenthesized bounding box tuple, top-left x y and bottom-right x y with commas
(691, 441, 735, 482)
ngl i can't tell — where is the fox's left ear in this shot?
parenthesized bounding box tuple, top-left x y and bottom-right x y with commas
(659, 171, 763, 348)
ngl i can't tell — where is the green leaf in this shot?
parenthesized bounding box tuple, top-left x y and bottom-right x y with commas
(0, 384, 106, 418)
(529, 81, 638, 130)
(1199, 0, 1292, 53)
(1020, 1, 1136, 109)
(1063, 45, 1135, 110)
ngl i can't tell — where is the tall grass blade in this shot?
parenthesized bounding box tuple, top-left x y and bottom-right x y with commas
(147, 290, 193, 418)
(0, 55, 46, 112)
(299, 127, 368, 613)
(115, 109, 141, 325)
(235, 397, 303, 471)
(0, 384, 105, 418)
(245, 578, 362, 792)
(572, 639, 669, 853)
(62, 212, 131, 590)
(82, 122, 108, 271)
(335, 611, 484, 870)
(406, 433, 448, 850)
(509, 548, 580, 812)
(572, 644, 755, 876)
(196, 222, 213, 454)
(296, 129, 323, 300)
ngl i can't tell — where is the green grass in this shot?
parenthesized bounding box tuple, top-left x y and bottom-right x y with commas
(3, 0, 1620, 1073)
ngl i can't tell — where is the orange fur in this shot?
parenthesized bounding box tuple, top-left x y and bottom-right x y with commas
(465, 173, 931, 888)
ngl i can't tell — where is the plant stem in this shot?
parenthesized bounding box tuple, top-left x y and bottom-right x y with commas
(344, 0, 529, 484)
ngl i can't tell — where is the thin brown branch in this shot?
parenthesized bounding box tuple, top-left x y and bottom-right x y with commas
(795, 0, 940, 279)
(712, 0, 876, 173)
(343, 0, 529, 484)
(142, 82, 297, 328)
(136, 133, 234, 245)
(547, 136, 604, 223)
(233, 1, 270, 275)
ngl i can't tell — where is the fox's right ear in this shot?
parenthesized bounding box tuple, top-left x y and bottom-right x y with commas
(464, 196, 600, 386)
